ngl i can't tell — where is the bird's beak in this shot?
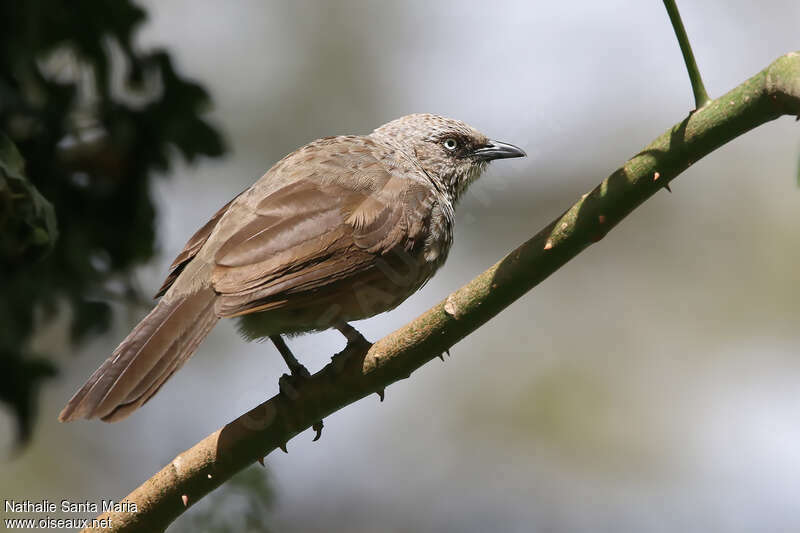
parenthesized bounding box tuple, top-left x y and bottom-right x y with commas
(472, 140, 527, 161)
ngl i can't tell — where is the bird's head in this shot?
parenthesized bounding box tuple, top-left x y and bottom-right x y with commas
(370, 113, 526, 202)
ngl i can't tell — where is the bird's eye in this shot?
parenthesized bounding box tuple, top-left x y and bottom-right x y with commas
(443, 138, 458, 151)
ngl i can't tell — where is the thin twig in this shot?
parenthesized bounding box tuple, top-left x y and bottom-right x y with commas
(663, 0, 712, 109)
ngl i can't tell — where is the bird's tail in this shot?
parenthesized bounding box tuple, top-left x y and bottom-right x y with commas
(59, 287, 218, 422)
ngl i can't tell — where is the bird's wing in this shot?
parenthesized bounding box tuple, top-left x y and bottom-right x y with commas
(155, 195, 239, 297)
(210, 148, 435, 318)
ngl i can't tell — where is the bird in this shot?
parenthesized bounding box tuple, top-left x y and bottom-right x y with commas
(59, 113, 525, 423)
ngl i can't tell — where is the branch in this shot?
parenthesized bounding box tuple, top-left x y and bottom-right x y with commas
(83, 52, 800, 533)
(663, 0, 712, 108)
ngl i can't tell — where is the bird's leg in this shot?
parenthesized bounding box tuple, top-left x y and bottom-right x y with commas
(270, 335, 323, 441)
(269, 335, 310, 379)
(330, 322, 372, 375)
(335, 322, 369, 347)
(271, 334, 310, 402)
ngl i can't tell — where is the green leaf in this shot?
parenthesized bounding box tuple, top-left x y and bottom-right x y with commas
(0, 132, 59, 261)
(0, 132, 26, 179)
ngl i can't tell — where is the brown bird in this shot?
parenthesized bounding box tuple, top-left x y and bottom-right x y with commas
(59, 113, 525, 423)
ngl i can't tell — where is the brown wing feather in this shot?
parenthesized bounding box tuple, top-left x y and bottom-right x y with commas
(210, 153, 435, 318)
(154, 195, 239, 297)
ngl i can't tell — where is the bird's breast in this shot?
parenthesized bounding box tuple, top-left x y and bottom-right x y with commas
(422, 195, 455, 267)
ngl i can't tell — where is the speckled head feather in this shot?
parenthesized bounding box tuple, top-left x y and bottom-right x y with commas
(371, 113, 498, 201)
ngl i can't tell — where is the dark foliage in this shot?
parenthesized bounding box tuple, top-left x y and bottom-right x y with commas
(0, 0, 226, 443)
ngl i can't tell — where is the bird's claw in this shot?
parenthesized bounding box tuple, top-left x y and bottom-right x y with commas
(278, 360, 311, 401)
(290, 363, 311, 379)
(312, 420, 324, 441)
(278, 373, 301, 401)
(330, 348, 351, 374)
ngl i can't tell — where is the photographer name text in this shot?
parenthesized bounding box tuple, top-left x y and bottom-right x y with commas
(5, 499, 138, 514)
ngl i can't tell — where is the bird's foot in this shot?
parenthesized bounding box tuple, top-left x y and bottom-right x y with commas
(271, 335, 311, 400)
(276, 375, 324, 442)
(277, 369, 309, 401)
(330, 322, 372, 374)
(270, 335, 324, 441)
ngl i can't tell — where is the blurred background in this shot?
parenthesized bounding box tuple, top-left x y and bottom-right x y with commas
(2, 1, 800, 531)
